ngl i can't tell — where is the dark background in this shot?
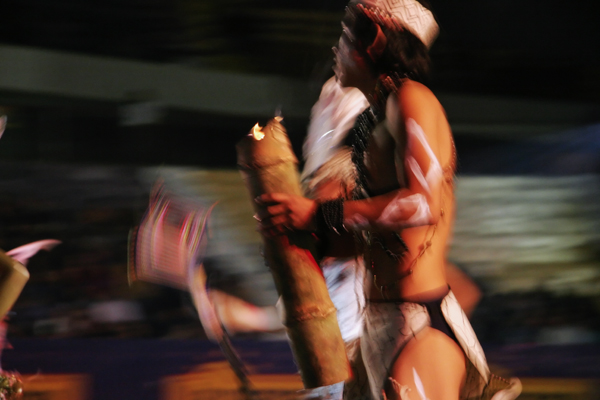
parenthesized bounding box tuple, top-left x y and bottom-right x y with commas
(0, 2, 599, 399)
(0, 0, 599, 168)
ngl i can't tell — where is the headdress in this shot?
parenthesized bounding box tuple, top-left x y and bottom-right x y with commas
(359, 0, 439, 48)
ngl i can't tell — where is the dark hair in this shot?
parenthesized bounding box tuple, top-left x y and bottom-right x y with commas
(343, 3, 432, 83)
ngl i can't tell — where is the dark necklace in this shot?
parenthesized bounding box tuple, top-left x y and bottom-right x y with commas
(348, 73, 410, 267)
(350, 106, 381, 199)
(350, 73, 403, 200)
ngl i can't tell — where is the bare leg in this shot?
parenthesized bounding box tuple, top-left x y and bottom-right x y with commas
(210, 290, 283, 335)
(386, 327, 466, 400)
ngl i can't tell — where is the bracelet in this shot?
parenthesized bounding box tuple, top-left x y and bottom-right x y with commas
(316, 198, 345, 235)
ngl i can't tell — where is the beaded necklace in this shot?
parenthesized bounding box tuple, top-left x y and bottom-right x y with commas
(350, 106, 381, 199)
(348, 73, 410, 266)
(348, 74, 456, 299)
(350, 73, 404, 201)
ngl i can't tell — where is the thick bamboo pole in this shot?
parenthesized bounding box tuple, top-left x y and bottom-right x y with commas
(236, 118, 349, 388)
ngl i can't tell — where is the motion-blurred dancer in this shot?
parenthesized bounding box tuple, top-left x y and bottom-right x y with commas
(256, 1, 521, 399)
(211, 30, 482, 400)
(0, 114, 61, 397)
(0, 118, 61, 321)
(303, 77, 482, 320)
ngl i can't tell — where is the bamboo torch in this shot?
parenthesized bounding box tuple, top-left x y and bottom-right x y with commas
(236, 117, 349, 388)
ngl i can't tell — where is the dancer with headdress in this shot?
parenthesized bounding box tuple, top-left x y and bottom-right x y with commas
(257, 1, 521, 399)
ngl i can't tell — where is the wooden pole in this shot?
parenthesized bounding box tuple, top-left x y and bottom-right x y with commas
(237, 118, 349, 389)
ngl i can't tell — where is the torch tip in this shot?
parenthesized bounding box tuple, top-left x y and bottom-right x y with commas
(251, 123, 265, 141)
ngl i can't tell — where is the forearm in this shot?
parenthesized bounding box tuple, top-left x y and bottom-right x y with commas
(342, 189, 436, 232)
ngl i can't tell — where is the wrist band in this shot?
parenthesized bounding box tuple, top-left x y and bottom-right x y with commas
(316, 198, 345, 235)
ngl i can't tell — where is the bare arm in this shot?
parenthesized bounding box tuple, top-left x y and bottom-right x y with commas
(257, 82, 448, 237)
(343, 82, 446, 232)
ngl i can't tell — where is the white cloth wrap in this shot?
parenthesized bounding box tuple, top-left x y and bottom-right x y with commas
(302, 77, 368, 180)
(322, 257, 366, 343)
(359, 291, 491, 400)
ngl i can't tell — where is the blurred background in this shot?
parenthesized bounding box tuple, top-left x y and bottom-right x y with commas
(0, 0, 599, 399)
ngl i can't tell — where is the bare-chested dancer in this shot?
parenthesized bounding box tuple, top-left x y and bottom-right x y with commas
(257, 1, 521, 399)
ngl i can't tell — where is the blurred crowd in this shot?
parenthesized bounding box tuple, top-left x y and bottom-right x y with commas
(473, 290, 600, 345)
(0, 163, 204, 340)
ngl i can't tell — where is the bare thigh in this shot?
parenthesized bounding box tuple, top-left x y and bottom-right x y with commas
(385, 327, 466, 400)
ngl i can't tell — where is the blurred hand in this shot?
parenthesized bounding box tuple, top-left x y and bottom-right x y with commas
(255, 193, 318, 236)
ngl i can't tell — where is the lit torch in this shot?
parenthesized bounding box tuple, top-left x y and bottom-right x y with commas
(236, 118, 349, 389)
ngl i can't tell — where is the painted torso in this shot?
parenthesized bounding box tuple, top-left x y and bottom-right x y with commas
(357, 93, 455, 300)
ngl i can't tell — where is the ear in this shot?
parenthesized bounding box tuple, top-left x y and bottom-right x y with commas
(366, 24, 387, 62)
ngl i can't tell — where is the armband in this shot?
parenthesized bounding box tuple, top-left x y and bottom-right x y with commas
(316, 198, 345, 235)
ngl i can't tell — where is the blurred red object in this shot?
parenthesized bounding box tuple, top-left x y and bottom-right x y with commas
(128, 182, 215, 290)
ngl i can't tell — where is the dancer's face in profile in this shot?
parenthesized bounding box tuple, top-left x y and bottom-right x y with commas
(333, 22, 367, 88)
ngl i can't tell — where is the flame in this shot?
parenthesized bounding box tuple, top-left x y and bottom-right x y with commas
(251, 123, 265, 140)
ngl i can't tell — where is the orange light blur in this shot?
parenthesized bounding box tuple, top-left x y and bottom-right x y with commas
(251, 123, 265, 141)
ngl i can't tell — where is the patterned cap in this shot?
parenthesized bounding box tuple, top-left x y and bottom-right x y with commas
(360, 0, 439, 48)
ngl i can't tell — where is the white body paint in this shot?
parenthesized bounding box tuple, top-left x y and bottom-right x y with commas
(413, 368, 430, 400)
(377, 118, 443, 229)
(344, 213, 371, 231)
(377, 192, 431, 229)
(375, 118, 441, 230)
(405, 118, 443, 195)
(343, 117, 443, 231)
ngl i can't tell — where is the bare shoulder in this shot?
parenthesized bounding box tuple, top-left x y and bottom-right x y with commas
(386, 79, 448, 147)
(397, 80, 442, 117)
